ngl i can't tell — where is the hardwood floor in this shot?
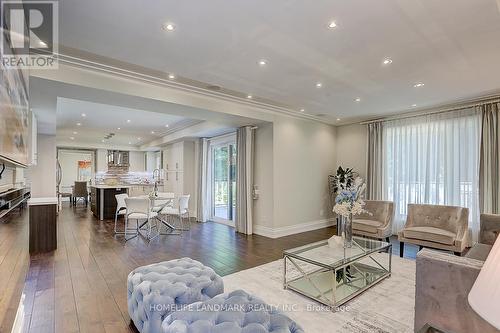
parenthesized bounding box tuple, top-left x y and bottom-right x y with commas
(0, 205, 418, 333)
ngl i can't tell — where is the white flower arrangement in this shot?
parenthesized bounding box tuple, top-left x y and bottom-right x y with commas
(332, 177, 368, 218)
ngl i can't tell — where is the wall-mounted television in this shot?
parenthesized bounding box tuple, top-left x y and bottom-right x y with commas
(0, 28, 30, 167)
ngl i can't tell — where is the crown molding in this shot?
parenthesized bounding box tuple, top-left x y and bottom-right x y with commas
(50, 50, 336, 126)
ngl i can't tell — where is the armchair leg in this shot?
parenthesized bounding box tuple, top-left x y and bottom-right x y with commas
(385, 237, 390, 243)
(419, 245, 423, 251)
(400, 242, 404, 258)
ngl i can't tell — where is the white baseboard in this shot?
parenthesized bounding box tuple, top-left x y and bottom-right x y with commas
(253, 218, 335, 239)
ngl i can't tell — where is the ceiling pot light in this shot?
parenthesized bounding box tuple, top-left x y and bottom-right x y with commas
(70, 137, 75, 140)
(117, 127, 121, 130)
(151, 131, 155, 134)
(412, 104, 418, 107)
(81, 113, 86, 117)
(355, 97, 361, 102)
(127, 119, 131, 123)
(128, 142, 132, 145)
(168, 73, 176, 80)
(76, 122, 81, 126)
(336, 118, 341, 121)
(101, 139, 105, 143)
(328, 21, 337, 29)
(73, 131, 77, 135)
(165, 124, 169, 128)
(414, 82, 425, 88)
(316, 82, 322, 88)
(299, 108, 305, 112)
(162, 23, 175, 31)
(247, 95, 253, 99)
(258, 59, 267, 66)
(382, 58, 393, 65)
(137, 137, 141, 140)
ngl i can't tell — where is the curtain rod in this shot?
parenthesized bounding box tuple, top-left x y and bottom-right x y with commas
(360, 95, 500, 125)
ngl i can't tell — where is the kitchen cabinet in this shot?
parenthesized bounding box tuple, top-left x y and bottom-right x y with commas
(162, 141, 195, 213)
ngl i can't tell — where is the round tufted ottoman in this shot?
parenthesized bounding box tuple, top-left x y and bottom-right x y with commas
(161, 290, 304, 333)
(127, 258, 224, 333)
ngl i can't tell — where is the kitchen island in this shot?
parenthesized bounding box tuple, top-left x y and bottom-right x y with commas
(90, 184, 159, 220)
(90, 185, 130, 221)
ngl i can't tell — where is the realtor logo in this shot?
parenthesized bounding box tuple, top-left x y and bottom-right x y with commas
(1, 0, 58, 68)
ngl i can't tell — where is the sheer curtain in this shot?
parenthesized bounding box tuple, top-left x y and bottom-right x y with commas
(383, 109, 481, 240)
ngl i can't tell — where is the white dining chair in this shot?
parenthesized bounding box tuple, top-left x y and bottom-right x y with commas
(114, 193, 129, 234)
(161, 194, 191, 231)
(124, 197, 158, 241)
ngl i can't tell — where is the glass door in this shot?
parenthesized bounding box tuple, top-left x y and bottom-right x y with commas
(212, 142, 237, 223)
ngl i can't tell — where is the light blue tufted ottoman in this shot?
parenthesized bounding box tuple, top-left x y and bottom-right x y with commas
(161, 290, 304, 333)
(127, 258, 224, 333)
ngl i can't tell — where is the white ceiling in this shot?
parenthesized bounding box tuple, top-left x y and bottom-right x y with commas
(58, 0, 500, 121)
(56, 98, 188, 146)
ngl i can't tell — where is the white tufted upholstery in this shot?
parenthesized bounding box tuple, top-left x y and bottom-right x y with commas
(161, 290, 304, 333)
(127, 258, 224, 333)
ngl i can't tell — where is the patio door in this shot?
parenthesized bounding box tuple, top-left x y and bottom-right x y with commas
(211, 140, 236, 224)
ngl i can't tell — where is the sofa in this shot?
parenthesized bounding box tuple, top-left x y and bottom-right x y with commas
(398, 204, 469, 257)
(414, 213, 500, 333)
(352, 200, 394, 241)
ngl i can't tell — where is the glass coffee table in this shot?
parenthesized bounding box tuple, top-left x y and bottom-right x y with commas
(283, 236, 392, 308)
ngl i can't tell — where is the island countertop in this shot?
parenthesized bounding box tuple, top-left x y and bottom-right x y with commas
(90, 184, 156, 189)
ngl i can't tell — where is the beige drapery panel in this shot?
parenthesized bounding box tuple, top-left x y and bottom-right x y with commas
(366, 122, 384, 200)
(479, 102, 500, 214)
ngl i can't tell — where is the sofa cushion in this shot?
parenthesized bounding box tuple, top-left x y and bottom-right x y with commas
(352, 219, 383, 234)
(161, 290, 304, 333)
(403, 226, 456, 245)
(127, 258, 224, 333)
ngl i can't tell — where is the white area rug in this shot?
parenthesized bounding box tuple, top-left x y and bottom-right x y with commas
(223, 255, 416, 333)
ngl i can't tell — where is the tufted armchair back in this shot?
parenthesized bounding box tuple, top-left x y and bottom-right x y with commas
(406, 204, 468, 235)
(357, 200, 394, 226)
(479, 213, 500, 245)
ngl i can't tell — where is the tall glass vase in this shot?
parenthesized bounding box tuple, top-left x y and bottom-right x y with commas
(343, 213, 353, 248)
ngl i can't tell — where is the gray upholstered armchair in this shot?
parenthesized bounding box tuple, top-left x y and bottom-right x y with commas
(414, 213, 500, 333)
(352, 200, 394, 242)
(398, 204, 469, 257)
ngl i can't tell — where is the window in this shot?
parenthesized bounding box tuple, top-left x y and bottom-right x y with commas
(383, 109, 480, 238)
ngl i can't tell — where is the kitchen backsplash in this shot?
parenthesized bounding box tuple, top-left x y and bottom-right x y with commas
(94, 171, 157, 185)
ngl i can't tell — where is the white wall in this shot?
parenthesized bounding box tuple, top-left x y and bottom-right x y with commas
(335, 124, 367, 179)
(58, 150, 94, 187)
(253, 122, 274, 230)
(29, 134, 57, 198)
(253, 116, 337, 238)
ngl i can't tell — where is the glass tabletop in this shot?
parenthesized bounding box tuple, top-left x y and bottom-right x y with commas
(284, 236, 391, 269)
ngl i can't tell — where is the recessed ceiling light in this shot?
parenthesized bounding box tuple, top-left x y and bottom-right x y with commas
(76, 122, 81, 126)
(151, 131, 155, 134)
(127, 119, 131, 123)
(328, 21, 337, 29)
(117, 127, 121, 130)
(382, 58, 393, 65)
(336, 118, 341, 121)
(165, 124, 169, 128)
(414, 82, 425, 88)
(258, 59, 267, 66)
(73, 131, 78, 135)
(299, 108, 305, 112)
(247, 95, 253, 99)
(101, 139, 105, 143)
(162, 23, 175, 31)
(168, 73, 176, 80)
(128, 142, 132, 145)
(81, 113, 86, 117)
(316, 82, 323, 88)
(70, 137, 75, 140)
(355, 97, 361, 102)
(412, 104, 418, 107)
(137, 137, 142, 140)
